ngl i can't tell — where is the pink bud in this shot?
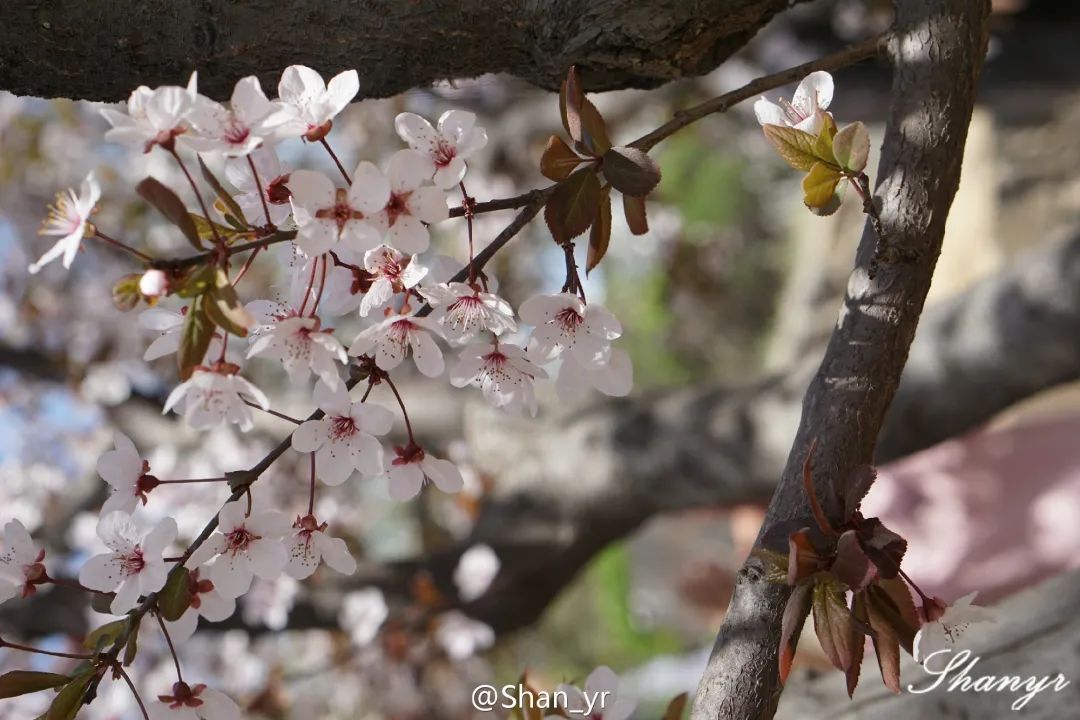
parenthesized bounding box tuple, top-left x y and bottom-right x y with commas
(138, 269, 171, 297)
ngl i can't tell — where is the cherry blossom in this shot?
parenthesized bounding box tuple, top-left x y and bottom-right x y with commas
(98, 432, 159, 515)
(0, 520, 46, 603)
(191, 501, 290, 599)
(753, 70, 834, 134)
(289, 166, 388, 256)
(149, 681, 240, 720)
(385, 443, 464, 502)
(359, 245, 427, 318)
(420, 282, 517, 343)
(139, 269, 172, 298)
(349, 311, 445, 378)
(434, 611, 495, 660)
(285, 514, 357, 579)
(913, 591, 997, 664)
(453, 544, 499, 602)
(28, 172, 100, 274)
(368, 149, 449, 253)
(167, 566, 237, 643)
(187, 76, 289, 157)
(291, 382, 393, 485)
(163, 365, 269, 432)
(276, 65, 360, 142)
(339, 588, 388, 646)
(519, 293, 621, 365)
(394, 110, 488, 189)
(556, 666, 636, 720)
(224, 147, 292, 226)
(100, 73, 199, 153)
(246, 314, 347, 390)
(555, 348, 634, 400)
(449, 340, 546, 416)
(139, 306, 223, 362)
(79, 512, 177, 614)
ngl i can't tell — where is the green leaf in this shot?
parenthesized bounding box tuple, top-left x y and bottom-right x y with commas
(622, 194, 648, 235)
(122, 617, 140, 667)
(811, 577, 861, 676)
(833, 121, 871, 173)
(46, 672, 95, 720)
(544, 168, 602, 244)
(178, 296, 215, 380)
(159, 565, 193, 622)
(205, 269, 253, 337)
(602, 146, 661, 197)
(137, 177, 203, 250)
(190, 214, 240, 244)
(111, 273, 142, 311)
(83, 619, 126, 652)
(540, 135, 587, 182)
(802, 162, 843, 211)
(586, 186, 612, 275)
(176, 265, 217, 298)
(0, 671, 72, 699)
(197, 156, 246, 227)
(762, 125, 819, 171)
(812, 113, 839, 167)
(89, 592, 116, 616)
(779, 582, 812, 685)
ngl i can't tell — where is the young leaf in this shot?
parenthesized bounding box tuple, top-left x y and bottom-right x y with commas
(812, 113, 839, 166)
(559, 68, 583, 141)
(801, 439, 835, 537)
(833, 122, 871, 174)
(83, 619, 127, 652)
(176, 265, 217, 298)
(190, 214, 239, 244)
(855, 518, 907, 579)
(811, 577, 860, 675)
(831, 530, 877, 592)
(111, 273, 142, 311)
(586, 186, 612, 275)
(867, 579, 920, 654)
(46, 672, 95, 720)
(623, 194, 648, 235)
(762, 125, 819, 171)
(559, 67, 609, 156)
(137, 177, 203, 250)
(861, 589, 902, 693)
(122, 618, 140, 667)
(779, 582, 812, 685)
(89, 591, 116, 616)
(602, 146, 661, 197)
(178, 296, 215, 380)
(540, 135, 586, 182)
(787, 529, 826, 586)
(802, 162, 843, 211)
(197, 155, 246, 227)
(158, 565, 192, 622)
(662, 692, 688, 720)
(847, 594, 868, 697)
(544, 168, 602, 244)
(206, 269, 254, 337)
(0, 671, 72, 699)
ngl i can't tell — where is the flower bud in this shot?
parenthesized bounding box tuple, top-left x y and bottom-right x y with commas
(138, 269, 171, 298)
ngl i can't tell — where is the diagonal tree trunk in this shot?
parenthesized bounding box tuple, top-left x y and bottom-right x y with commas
(690, 1, 992, 718)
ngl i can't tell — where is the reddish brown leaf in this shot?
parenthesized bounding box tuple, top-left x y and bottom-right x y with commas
(847, 594, 869, 697)
(137, 176, 203, 250)
(560, 67, 585, 143)
(832, 530, 878, 592)
(559, 67, 609, 156)
(586, 186, 612, 274)
(603, 146, 661, 197)
(812, 577, 859, 675)
(863, 588, 902, 693)
(544, 168, 601, 244)
(178, 296, 214, 380)
(623, 194, 648, 235)
(802, 439, 836, 536)
(540, 135, 587, 181)
(779, 583, 812, 685)
(867, 578, 920, 654)
(787, 529, 824, 586)
(662, 692, 688, 720)
(856, 518, 907, 579)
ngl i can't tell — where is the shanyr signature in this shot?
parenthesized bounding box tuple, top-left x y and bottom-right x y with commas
(908, 649, 1070, 711)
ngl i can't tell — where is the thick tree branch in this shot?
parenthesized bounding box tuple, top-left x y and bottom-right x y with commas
(1, 0, 803, 101)
(690, 2, 991, 718)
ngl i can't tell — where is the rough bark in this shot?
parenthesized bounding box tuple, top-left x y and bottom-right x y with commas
(690, 1, 992, 719)
(1, 0, 799, 101)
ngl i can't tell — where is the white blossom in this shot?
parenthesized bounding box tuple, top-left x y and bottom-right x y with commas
(224, 147, 292, 226)
(753, 70, 834, 134)
(386, 444, 464, 502)
(0, 520, 45, 603)
(276, 65, 359, 141)
(28, 172, 100, 274)
(163, 366, 269, 432)
(167, 566, 237, 643)
(349, 311, 445, 378)
(291, 382, 393, 485)
(394, 110, 487, 189)
(79, 513, 176, 614)
(453, 544, 499, 602)
(289, 167, 388, 256)
(100, 73, 199, 152)
(149, 681, 240, 720)
(556, 348, 633, 400)
(246, 314, 347, 390)
(285, 514, 356, 579)
(339, 588, 388, 647)
(187, 76, 290, 157)
(420, 282, 516, 343)
(368, 149, 449, 253)
(359, 244, 427, 318)
(913, 592, 996, 665)
(449, 341, 546, 416)
(97, 432, 151, 515)
(433, 611, 494, 660)
(190, 501, 290, 599)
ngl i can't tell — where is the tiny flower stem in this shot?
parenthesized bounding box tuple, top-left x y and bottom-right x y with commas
(168, 148, 223, 247)
(43, 574, 101, 594)
(897, 566, 932, 604)
(93, 230, 154, 263)
(0, 637, 93, 660)
(113, 662, 151, 720)
(298, 255, 320, 316)
(246, 154, 275, 229)
(308, 452, 317, 516)
(157, 477, 229, 484)
(459, 182, 477, 284)
(320, 138, 351, 184)
(156, 612, 184, 683)
(232, 246, 262, 286)
(383, 373, 416, 446)
(241, 397, 303, 424)
(309, 253, 328, 318)
(216, 332, 229, 364)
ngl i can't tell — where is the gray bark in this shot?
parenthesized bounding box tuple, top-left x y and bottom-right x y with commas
(1, 0, 798, 101)
(690, 1, 992, 718)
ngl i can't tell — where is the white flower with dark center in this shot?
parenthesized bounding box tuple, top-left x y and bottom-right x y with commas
(386, 443, 464, 502)
(339, 588, 388, 647)
(394, 110, 488, 189)
(100, 73, 199, 153)
(519, 293, 621, 365)
(368, 149, 449, 253)
(0, 520, 46, 603)
(98, 432, 160, 515)
(276, 65, 360, 142)
(187, 76, 290, 157)
(453, 544, 499, 602)
(163, 365, 269, 432)
(359, 244, 427, 318)
(753, 71, 834, 135)
(225, 147, 292, 226)
(139, 306, 225, 363)
(434, 611, 494, 660)
(166, 566, 236, 643)
(79, 513, 176, 614)
(285, 514, 356, 579)
(191, 501, 290, 599)
(555, 348, 634, 401)
(449, 341, 546, 416)
(149, 681, 240, 720)
(28, 172, 100, 274)
(289, 167, 389, 256)
(420, 282, 516, 343)
(349, 312, 445, 378)
(914, 592, 996, 665)
(556, 666, 636, 720)
(247, 314, 347, 390)
(291, 381, 393, 485)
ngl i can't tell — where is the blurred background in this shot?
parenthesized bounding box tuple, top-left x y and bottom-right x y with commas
(1, 0, 1079, 717)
